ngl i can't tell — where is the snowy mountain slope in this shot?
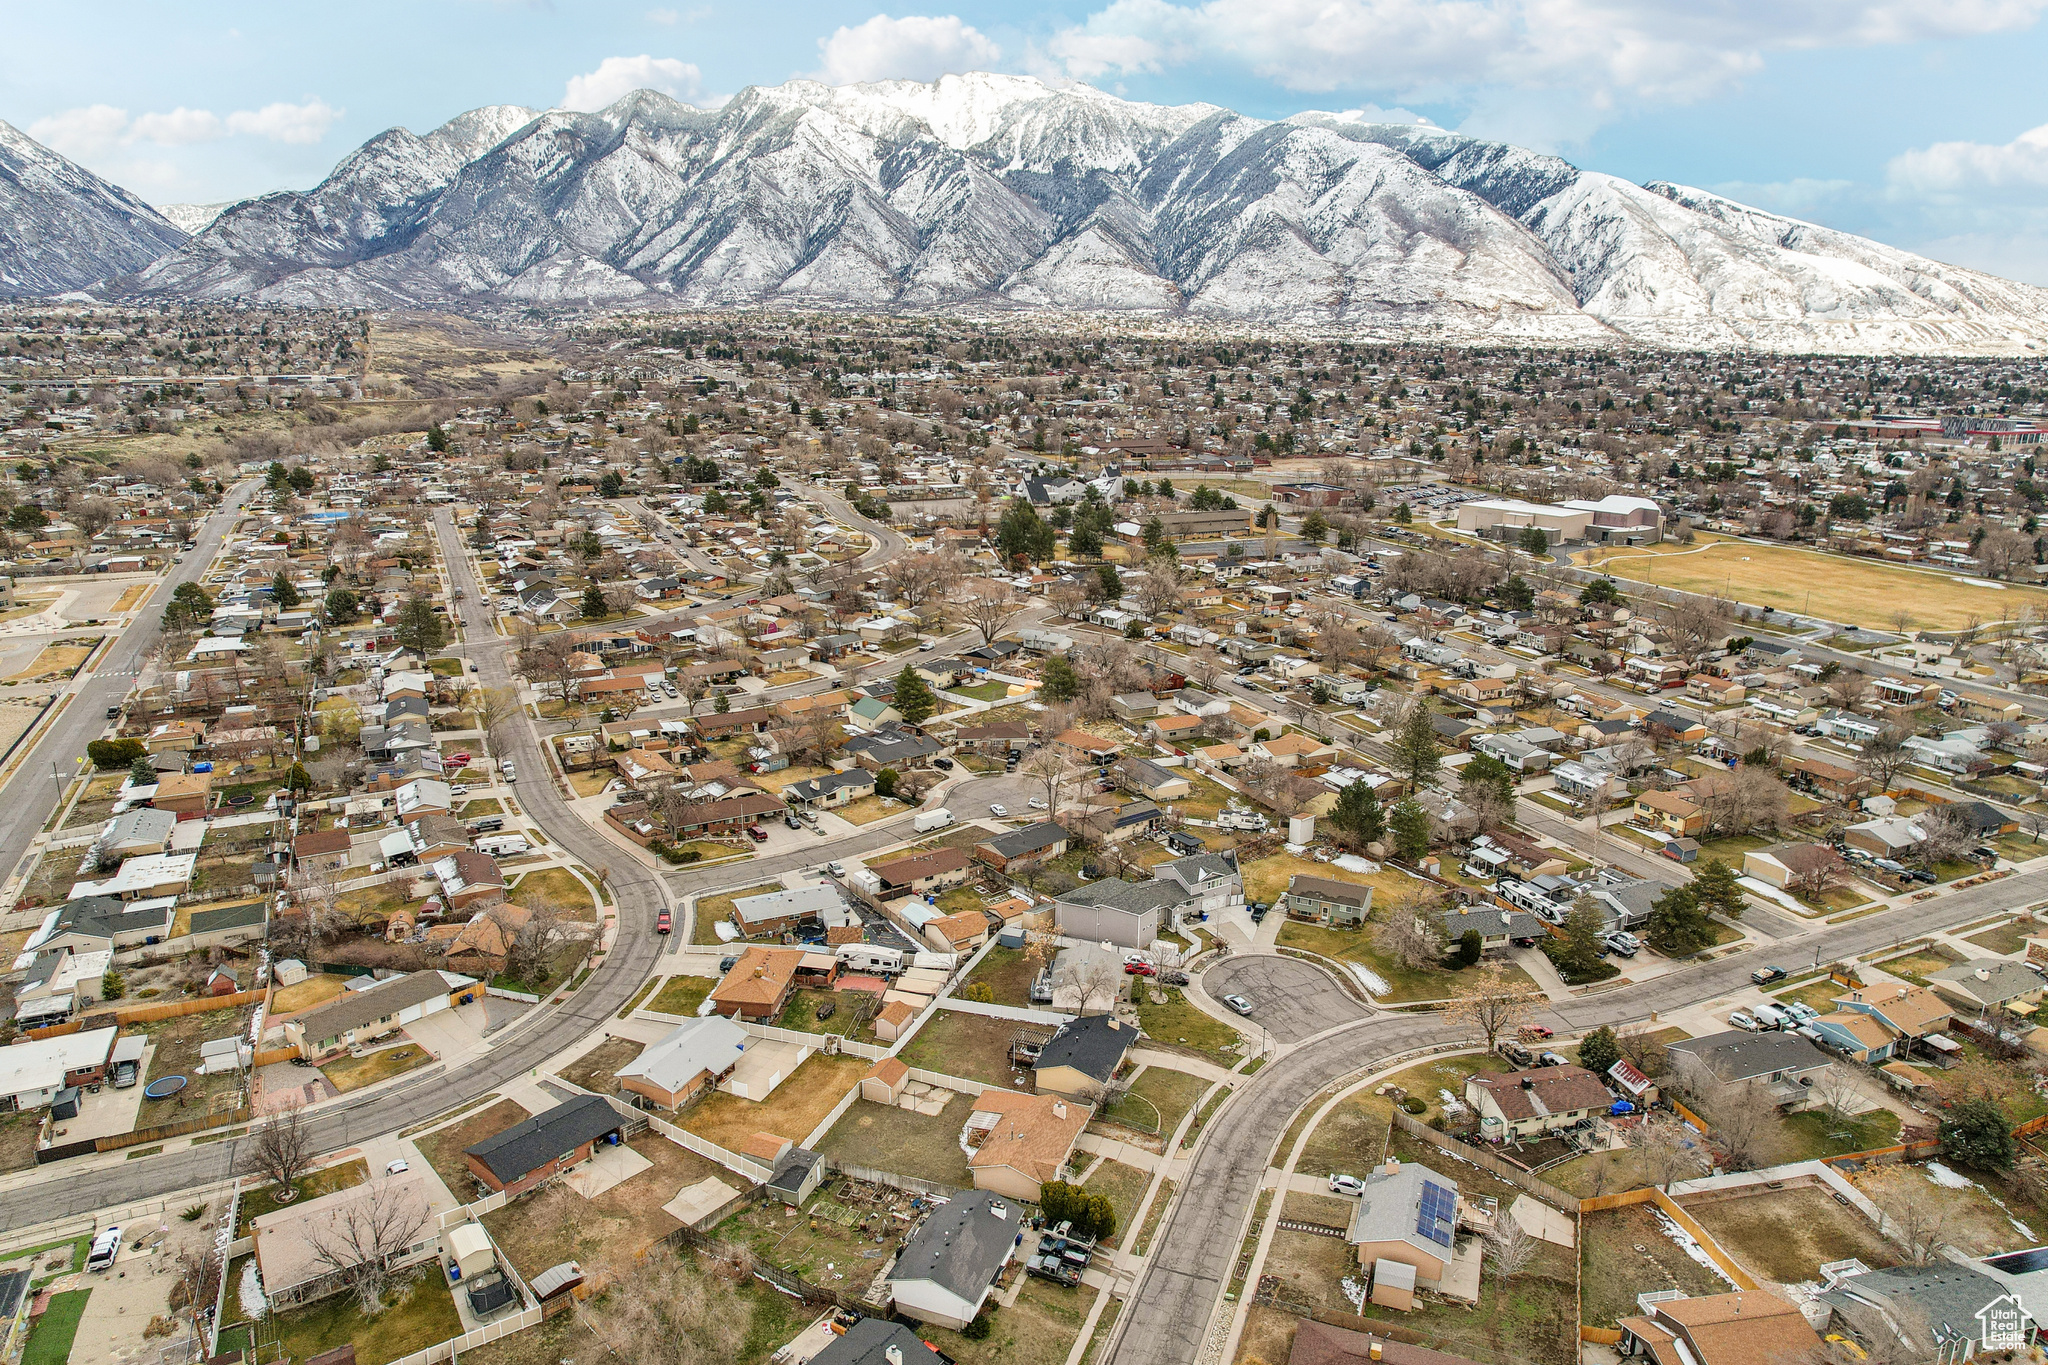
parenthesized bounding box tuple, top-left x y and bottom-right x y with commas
(0, 120, 187, 295)
(158, 202, 232, 235)
(23, 73, 2044, 352)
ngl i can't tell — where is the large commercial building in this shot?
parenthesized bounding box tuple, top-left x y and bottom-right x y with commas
(1455, 494, 1663, 545)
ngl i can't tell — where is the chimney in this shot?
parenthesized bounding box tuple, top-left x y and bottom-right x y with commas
(1521, 1077, 1535, 1090)
(1976, 968, 1992, 982)
(1053, 1101, 1067, 1119)
(1369, 1344, 1383, 1362)
(1380, 1157, 1400, 1176)
(886, 1348, 904, 1365)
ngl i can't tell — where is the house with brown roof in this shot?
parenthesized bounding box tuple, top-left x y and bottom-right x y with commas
(1617, 1291, 1820, 1365)
(953, 721, 1032, 754)
(667, 790, 788, 836)
(1633, 789, 1705, 837)
(868, 847, 973, 901)
(963, 1088, 1089, 1201)
(1782, 753, 1874, 802)
(1052, 729, 1123, 761)
(1145, 713, 1205, 742)
(290, 827, 353, 874)
(144, 720, 205, 754)
(1465, 1065, 1613, 1139)
(613, 746, 679, 791)
(923, 911, 988, 953)
(708, 946, 803, 1022)
(151, 770, 212, 816)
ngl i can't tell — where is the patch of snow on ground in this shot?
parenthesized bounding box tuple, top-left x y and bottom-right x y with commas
(1653, 1211, 1738, 1289)
(1333, 855, 1380, 874)
(1341, 1276, 1368, 1311)
(239, 1258, 268, 1319)
(1926, 1162, 1978, 1190)
(1349, 964, 1390, 995)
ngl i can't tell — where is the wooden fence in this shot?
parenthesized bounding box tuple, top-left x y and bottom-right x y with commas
(99, 1106, 250, 1152)
(826, 1159, 963, 1201)
(1388, 1108, 1578, 1213)
(26, 987, 268, 1039)
(1575, 1186, 1757, 1291)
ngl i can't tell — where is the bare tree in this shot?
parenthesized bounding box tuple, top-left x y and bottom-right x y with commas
(1707, 1081, 1777, 1171)
(1651, 592, 1732, 672)
(1059, 953, 1125, 1016)
(474, 684, 519, 753)
(1374, 901, 1449, 970)
(1633, 1113, 1707, 1192)
(1788, 848, 1851, 903)
(1615, 1022, 1672, 1078)
(246, 1099, 314, 1196)
(504, 904, 573, 986)
(576, 1244, 754, 1365)
(1019, 744, 1080, 817)
(958, 584, 1028, 648)
(1048, 578, 1089, 622)
(1912, 802, 1975, 867)
(1484, 1213, 1538, 1286)
(1443, 965, 1536, 1051)
(1854, 724, 1911, 793)
(306, 1181, 433, 1314)
(1809, 1063, 1861, 1125)
(1863, 1167, 1954, 1265)
(1823, 666, 1873, 712)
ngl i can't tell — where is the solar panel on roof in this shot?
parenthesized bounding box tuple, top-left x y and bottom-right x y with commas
(1415, 1180, 1455, 1248)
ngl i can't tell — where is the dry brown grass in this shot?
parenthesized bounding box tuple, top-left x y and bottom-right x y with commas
(676, 1053, 868, 1149)
(414, 1098, 528, 1199)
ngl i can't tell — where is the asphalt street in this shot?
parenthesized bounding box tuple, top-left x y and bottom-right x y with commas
(0, 481, 258, 889)
(1204, 955, 1368, 1042)
(1104, 861, 2048, 1365)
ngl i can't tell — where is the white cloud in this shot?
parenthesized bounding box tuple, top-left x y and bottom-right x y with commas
(29, 98, 340, 157)
(562, 54, 707, 111)
(1324, 105, 1435, 127)
(646, 6, 680, 22)
(129, 107, 226, 146)
(26, 104, 132, 159)
(816, 14, 1002, 86)
(1046, 0, 2048, 107)
(224, 99, 343, 144)
(1889, 122, 2048, 195)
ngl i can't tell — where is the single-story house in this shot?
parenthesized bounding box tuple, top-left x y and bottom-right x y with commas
(614, 1016, 748, 1108)
(975, 822, 1068, 873)
(285, 971, 457, 1062)
(888, 1190, 1022, 1331)
(1031, 1013, 1137, 1103)
(708, 946, 804, 1022)
(463, 1094, 624, 1196)
(1927, 958, 2046, 1015)
(963, 1089, 1089, 1203)
(252, 1169, 438, 1309)
(1465, 1065, 1612, 1139)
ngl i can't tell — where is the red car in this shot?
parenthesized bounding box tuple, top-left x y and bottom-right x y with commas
(656, 909, 672, 934)
(746, 825, 769, 843)
(1123, 961, 1157, 977)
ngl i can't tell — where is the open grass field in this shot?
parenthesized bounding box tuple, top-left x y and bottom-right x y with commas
(1683, 1185, 1898, 1285)
(23, 1290, 89, 1365)
(267, 1269, 462, 1365)
(649, 974, 714, 1016)
(1575, 532, 2048, 631)
(508, 866, 598, 921)
(817, 1090, 976, 1186)
(322, 1042, 434, 1094)
(270, 972, 350, 1013)
(1133, 987, 1244, 1062)
(7, 643, 93, 682)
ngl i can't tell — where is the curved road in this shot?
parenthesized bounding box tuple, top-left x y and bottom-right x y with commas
(1107, 862, 2048, 1365)
(0, 485, 915, 1227)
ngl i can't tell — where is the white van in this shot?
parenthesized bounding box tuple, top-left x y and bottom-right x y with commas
(86, 1227, 122, 1272)
(1752, 1003, 1793, 1031)
(476, 834, 532, 858)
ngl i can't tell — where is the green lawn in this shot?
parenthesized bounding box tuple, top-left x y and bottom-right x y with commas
(962, 945, 1040, 1007)
(1081, 1158, 1154, 1248)
(946, 680, 1013, 702)
(1133, 987, 1243, 1062)
(269, 1271, 463, 1365)
(1103, 1066, 1210, 1135)
(648, 975, 714, 1016)
(1964, 917, 2039, 955)
(772, 988, 879, 1042)
(22, 1290, 88, 1365)
(1274, 921, 1536, 1002)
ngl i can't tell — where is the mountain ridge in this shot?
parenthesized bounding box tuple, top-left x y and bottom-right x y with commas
(6, 74, 2046, 354)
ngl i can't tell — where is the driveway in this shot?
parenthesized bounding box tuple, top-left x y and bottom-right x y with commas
(1202, 955, 1368, 1043)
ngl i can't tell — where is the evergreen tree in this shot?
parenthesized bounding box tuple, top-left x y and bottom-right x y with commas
(128, 756, 156, 786)
(599, 471, 625, 497)
(1040, 654, 1081, 702)
(1389, 798, 1432, 861)
(393, 592, 447, 652)
(875, 769, 899, 797)
(1644, 883, 1715, 956)
(1459, 753, 1516, 807)
(282, 763, 313, 793)
(1555, 898, 1609, 979)
(893, 665, 937, 725)
(1942, 1098, 2018, 1170)
(1300, 510, 1329, 543)
(1328, 780, 1385, 847)
(162, 581, 213, 630)
(1069, 523, 1102, 558)
(323, 587, 359, 623)
(426, 423, 449, 452)
(1457, 929, 1483, 967)
(287, 466, 315, 493)
(1578, 1026, 1622, 1077)
(264, 461, 288, 490)
(1689, 858, 1745, 920)
(1517, 525, 1550, 556)
(1095, 564, 1123, 600)
(1390, 705, 1442, 791)
(995, 499, 1056, 566)
(581, 584, 608, 619)
(270, 571, 301, 610)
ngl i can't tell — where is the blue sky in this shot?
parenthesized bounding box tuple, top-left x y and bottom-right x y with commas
(6, 0, 2048, 280)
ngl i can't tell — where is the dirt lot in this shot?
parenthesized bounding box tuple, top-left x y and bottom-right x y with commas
(1683, 1185, 1899, 1285)
(816, 1090, 975, 1187)
(897, 1009, 1047, 1089)
(715, 1186, 903, 1285)
(677, 1053, 868, 1149)
(414, 1098, 527, 1200)
(558, 1036, 645, 1096)
(481, 1132, 732, 1278)
(1580, 1203, 1736, 1327)
(1851, 1163, 2046, 1257)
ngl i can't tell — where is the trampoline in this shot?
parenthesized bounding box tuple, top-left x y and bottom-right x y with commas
(143, 1075, 188, 1100)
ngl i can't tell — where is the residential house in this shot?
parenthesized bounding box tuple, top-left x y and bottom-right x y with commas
(888, 1191, 1022, 1330)
(708, 946, 803, 1021)
(974, 822, 1068, 873)
(809, 1319, 949, 1365)
(730, 884, 841, 937)
(1643, 710, 1707, 744)
(1283, 874, 1374, 927)
(953, 721, 1031, 754)
(1811, 984, 1954, 1065)
(1844, 816, 1924, 859)
(1251, 733, 1338, 768)
(1345, 1159, 1474, 1308)
(463, 1094, 624, 1196)
(1052, 729, 1123, 763)
(868, 848, 974, 902)
(0, 1027, 118, 1111)
(1927, 959, 2046, 1016)
(290, 827, 354, 874)
(69, 851, 196, 901)
(1618, 1291, 1822, 1365)
(666, 791, 788, 836)
(784, 770, 876, 809)
(1115, 756, 1192, 801)
(1782, 754, 1875, 802)
(1465, 1066, 1613, 1140)
(1053, 878, 1187, 950)
(95, 808, 175, 860)
(1818, 1265, 2027, 1363)
(252, 1170, 439, 1309)
(1031, 1013, 1137, 1103)
(1742, 843, 1849, 892)
(1665, 1029, 1833, 1109)
(1633, 789, 1706, 837)
(962, 1089, 1089, 1203)
(286, 972, 457, 1061)
(848, 696, 902, 730)
(1440, 904, 1543, 951)
(150, 771, 212, 816)
(1284, 1321, 1488, 1365)
(1109, 692, 1160, 721)
(614, 1016, 749, 1109)
(844, 724, 947, 771)
(432, 849, 507, 910)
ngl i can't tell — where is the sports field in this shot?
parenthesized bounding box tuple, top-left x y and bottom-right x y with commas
(1574, 534, 2048, 631)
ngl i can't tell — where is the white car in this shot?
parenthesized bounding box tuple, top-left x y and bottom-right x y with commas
(1028, 797, 1048, 810)
(386, 1159, 411, 1176)
(1329, 1174, 1367, 1197)
(502, 763, 518, 783)
(989, 803, 1008, 817)
(449, 784, 470, 797)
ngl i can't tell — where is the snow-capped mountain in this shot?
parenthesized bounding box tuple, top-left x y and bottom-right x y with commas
(157, 202, 233, 235)
(0, 119, 188, 296)
(13, 74, 2048, 352)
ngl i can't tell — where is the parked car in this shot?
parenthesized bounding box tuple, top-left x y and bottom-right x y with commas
(1518, 1024, 1554, 1041)
(1750, 965, 1787, 986)
(1028, 797, 1048, 809)
(784, 813, 801, 829)
(1124, 961, 1157, 977)
(932, 756, 954, 770)
(1783, 1001, 1819, 1024)
(1729, 1009, 1763, 1031)
(449, 784, 470, 797)
(1905, 868, 1938, 884)
(1161, 970, 1190, 986)
(719, 955, 739, 973)
(1222, 994, 1256, 1016)
(1600, 931, 1640, 958)
(656, 909, 672, 934)
(1328, 1174, 1367, 1196)
(386, 1159, 411, 1176)
(989, 803, 1009, 817)
(746, 825, 769, 843)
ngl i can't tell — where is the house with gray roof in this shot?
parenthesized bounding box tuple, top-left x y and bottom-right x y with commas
(974, 821, 1068, 872)
(844, 724, 946, 770)
(809, 1317, 945, 1365)
(888, 1190, 1022, 1330)
(1115, 756, 1191, 800)
(1439, 903, 1544, 950)
(1819, 1263, 2029, 1362)
(614, 1016, 748, 1108)
(1054, 878, 1185, 949)
(1283, 874, 1374, 926)
(1928, 958, 2046, 1015)
(1032, 1013, 1137, 1102)
(1666, 1029, 1833, 1109)
(1344, 1159, 1474, 1305)
(463, 1094, 623, 1196)
(783, 769, 876, 809)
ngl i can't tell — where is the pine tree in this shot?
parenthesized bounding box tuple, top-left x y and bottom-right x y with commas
(1040, 654, 1081, 702)
(1556, 898, 1609, 980)
(893, 665, 937, 725)
(1644, 883, 1715, 956)
(581, 585, 608, 619)
(393, 592, 447, 653)
(427, 423, 449, 452)
(1689, 858, 1745, 920)
(1578, 1026, 1621, 1077)
(1391, 705, 1442, 791)
(270, 571, 301, 610)
(1389, 798, 1432, 861)
(1329, 780, 1385, 847)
